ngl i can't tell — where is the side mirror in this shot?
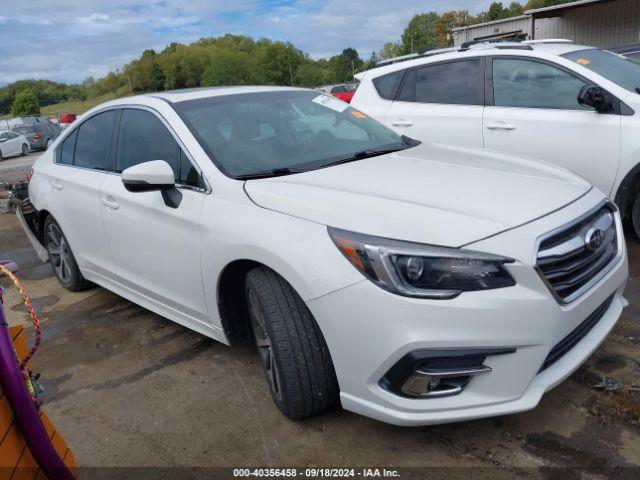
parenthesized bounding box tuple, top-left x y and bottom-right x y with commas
(0, 138, 6, 143)
(121, 160, 182, 209)
(578, 85, 615, 113)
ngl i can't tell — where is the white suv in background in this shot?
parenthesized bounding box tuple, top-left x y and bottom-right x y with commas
(19, 87, 627, 426)
(352, 41, 640, 236)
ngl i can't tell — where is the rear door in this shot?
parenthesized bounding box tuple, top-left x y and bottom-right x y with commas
(0, 132, 14, 156)
(48, 110, 117, 276)
(483, 56, 621, 196)
(99, 107, 209, 322)
(384, 58, 485, 148)
(8, 132, 22, 155)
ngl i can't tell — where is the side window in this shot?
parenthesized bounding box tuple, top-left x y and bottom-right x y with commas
(74, 110, 117, 170)
(372, 70, 404, 100)
(58, 129, 78, 165)
(492, 58, 590, 110)
(402, 59, 482, 105)
(116, 109, 203, 188)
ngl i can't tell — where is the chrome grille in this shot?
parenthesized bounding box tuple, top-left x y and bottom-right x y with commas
(535, 203, 620, 303)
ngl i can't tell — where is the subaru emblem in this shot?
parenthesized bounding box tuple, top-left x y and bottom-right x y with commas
(585, 228, 605, 251)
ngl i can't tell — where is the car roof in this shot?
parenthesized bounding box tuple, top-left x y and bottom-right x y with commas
(358, 42, 596, 80)
(148, 85, 310, 103)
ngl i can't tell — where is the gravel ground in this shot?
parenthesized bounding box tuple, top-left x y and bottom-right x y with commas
(1, 159, 639, 478)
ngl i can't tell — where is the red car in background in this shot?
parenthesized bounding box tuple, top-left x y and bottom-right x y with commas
(318, 84, 358, 103)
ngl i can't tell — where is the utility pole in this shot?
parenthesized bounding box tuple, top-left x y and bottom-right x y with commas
(351, 60, 355, 81)
(127, 75, 133, 95)
(288, 63, 293, 86)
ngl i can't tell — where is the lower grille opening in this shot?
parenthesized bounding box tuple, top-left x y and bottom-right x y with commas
(539, 294, 615, 373)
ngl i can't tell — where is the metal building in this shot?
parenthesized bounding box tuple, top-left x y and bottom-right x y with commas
(451, 15, 532, 46)
(452, 0, 640, 48)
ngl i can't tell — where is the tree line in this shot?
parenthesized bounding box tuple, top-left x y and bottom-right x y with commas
(378, 0, 573, 59)
(0, 0, 574, 116)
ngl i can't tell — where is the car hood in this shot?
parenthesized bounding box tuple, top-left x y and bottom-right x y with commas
(244, 143, 591, 247)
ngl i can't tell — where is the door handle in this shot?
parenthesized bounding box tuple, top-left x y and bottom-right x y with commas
(391, 119, 413, 127)
(101, 196, 119, 210)
(486, 122, 517, 131)
(50, 180, 63, 190)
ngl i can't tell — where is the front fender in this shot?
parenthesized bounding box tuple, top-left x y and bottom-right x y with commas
(200, 198, 364, 331)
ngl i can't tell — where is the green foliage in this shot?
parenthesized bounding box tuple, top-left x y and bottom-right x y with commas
(378, 42, 404, 60)
(401, 12, 439, 53)
(11, 90, 40, 116)
(327, 48, 363, 83)
(0, 79, 85, 115)
(201, 50, 256, 86)
(479, 2, 524, 22)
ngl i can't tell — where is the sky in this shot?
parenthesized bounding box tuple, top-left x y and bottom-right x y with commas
(0, 0, 493, 86)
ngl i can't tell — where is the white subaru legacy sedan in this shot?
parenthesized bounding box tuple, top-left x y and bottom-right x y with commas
(19, 87, 628, 426)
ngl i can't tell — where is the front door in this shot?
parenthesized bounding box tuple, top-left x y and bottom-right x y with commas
(100, 108, 209, 322)
(483, 57, 621, 196)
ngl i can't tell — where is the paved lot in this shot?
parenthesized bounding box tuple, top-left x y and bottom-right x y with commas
(1, 160, 639, 477)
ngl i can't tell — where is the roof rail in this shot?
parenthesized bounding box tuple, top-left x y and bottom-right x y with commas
(460, 36, 530, 49)
(376, 53, 419, 67)
(522, 39, 574, 44)
(375, 47, 460, 67)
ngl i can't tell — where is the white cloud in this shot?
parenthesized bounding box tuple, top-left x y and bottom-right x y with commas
(0, 0, 495, 85)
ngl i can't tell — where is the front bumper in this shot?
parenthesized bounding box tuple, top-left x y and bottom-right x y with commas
(306, 190, 628, 426)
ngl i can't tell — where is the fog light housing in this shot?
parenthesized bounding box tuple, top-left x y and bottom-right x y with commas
(379, 348, 516, 398)
(401, 365, 491, 398)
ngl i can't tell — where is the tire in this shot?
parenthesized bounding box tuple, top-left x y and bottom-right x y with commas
(22, 144, 29, 156)
(0, 149, 3, 161)
(245, 267, 339, 419)
(631, 194, 640, 240)
(43, 216, 89, 291)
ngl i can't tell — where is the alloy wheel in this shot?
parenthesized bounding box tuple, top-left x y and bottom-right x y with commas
(46, 222, 72, 283)
(247, 287, 283, 402)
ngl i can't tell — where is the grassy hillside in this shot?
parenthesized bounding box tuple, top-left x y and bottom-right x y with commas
(41, 85, 131, 118)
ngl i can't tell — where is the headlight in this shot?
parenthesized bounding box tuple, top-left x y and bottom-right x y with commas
(328, 227, 515, 299)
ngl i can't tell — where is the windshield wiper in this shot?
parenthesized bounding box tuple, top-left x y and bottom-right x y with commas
(321, 137, 420, 168)
(235, 167, 306, 180)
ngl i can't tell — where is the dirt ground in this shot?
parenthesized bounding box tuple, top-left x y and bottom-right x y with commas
(1, 155, 639, 478)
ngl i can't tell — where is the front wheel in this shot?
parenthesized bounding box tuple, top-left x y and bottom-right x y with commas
(245, 267, 339, 419)
(632, 194, 640, 240)
(22, 144, 29, 156)
(44, 216, 89, 291)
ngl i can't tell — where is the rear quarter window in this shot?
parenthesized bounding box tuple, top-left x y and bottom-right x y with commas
(372, 70, 404, 100)
(57, 129, 78, 165)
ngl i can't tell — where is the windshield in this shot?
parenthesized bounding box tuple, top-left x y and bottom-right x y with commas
(174, 90, 409, 178)
(563, 48, 640, 93)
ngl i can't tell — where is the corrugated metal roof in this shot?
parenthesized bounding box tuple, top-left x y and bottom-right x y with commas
(525, 0, 613, 15)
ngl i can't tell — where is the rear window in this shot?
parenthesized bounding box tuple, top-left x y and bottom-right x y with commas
(398, 59, 483, 105)
(372, 70, 404, 100)
(13, 125, 36, 134)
